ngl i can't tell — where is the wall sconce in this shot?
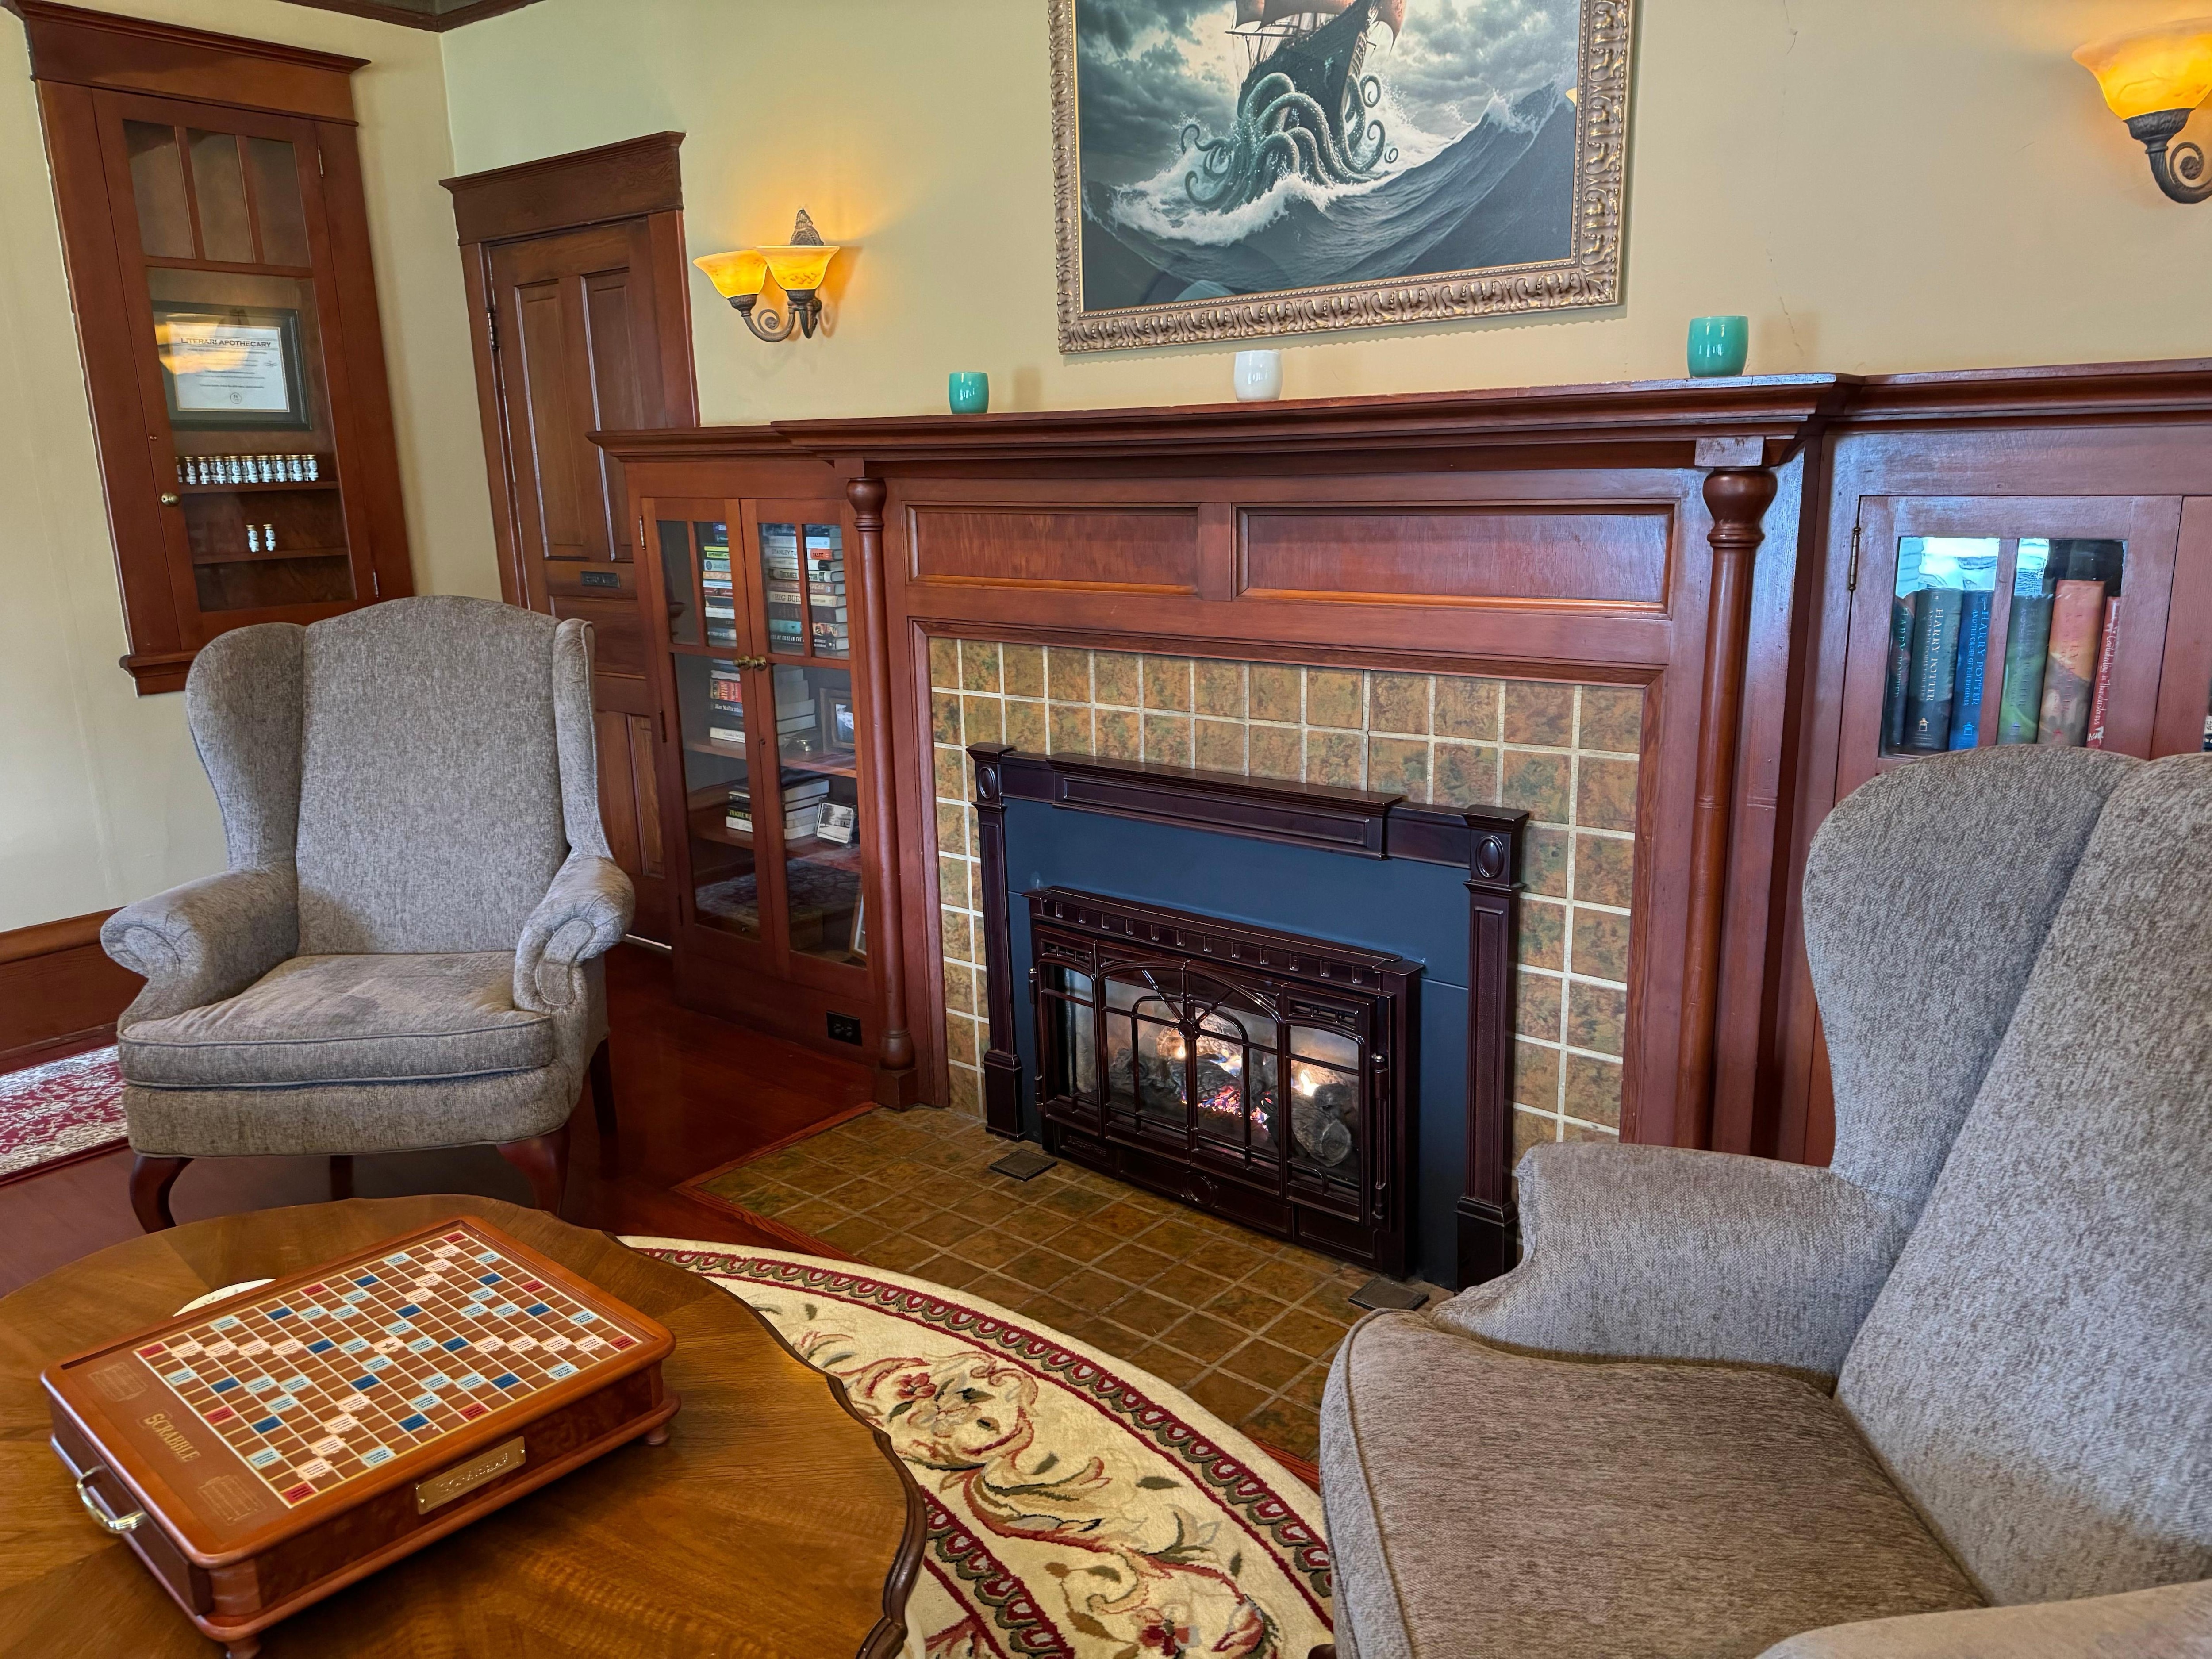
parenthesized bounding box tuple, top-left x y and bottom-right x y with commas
(2075, 16, 2212, 203)
(693, 209, 842, 342)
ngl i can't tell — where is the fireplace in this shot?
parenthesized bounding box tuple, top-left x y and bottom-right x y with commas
(1029, 889, 1418, 1275)
(969, 743, 1526, 1289)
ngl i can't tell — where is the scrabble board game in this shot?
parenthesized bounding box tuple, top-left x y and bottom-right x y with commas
(135, 1229, 642, 1510)
(44, 1216, 677, 1657)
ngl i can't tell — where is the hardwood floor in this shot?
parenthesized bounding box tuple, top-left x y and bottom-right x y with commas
(0, 945, 875, 1298)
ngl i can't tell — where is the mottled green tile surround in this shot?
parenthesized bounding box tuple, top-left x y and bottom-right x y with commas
(928, 638, 1640, 1159)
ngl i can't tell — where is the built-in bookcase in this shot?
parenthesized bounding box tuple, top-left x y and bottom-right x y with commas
(609, 444, 912, 1105)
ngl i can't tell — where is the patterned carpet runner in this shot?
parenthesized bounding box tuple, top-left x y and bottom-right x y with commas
(628, 1240, 1334, 1659)
(0, 1046, 125, 1182)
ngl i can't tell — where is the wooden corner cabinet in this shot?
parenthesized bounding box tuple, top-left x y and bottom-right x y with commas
(1770, 359, 2212, 1164)
(594, 430, 917, 1103)
(9, 0, 413, 694)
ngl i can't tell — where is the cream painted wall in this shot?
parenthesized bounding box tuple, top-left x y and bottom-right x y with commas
(440, 0, 2212, 422)
(0, 0, 497, 932)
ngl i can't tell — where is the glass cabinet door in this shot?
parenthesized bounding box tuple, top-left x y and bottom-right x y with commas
(651, 496, 868, 972)
(756, 501, 865, 966)
(1840, 498, 2183, 800)
(651, 503, 764, 942)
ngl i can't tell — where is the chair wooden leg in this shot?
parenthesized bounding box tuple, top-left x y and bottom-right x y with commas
(130, 1156, 189, 1233)
(588, 1038, 615, 1141)
(330, 1155, 354, 1201)
(495, 1122, 571, 1216)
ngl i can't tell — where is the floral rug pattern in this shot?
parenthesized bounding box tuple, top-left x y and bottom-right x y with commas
(0, 1045, 125, 1181)
(625, 1240, 1333, 1658)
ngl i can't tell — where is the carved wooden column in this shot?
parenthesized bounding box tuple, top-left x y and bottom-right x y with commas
(967, 742, 1024, 1137)
(1673, 447, 1778, 1148)
(846, 476, 917, 1106)
(1456, 809, 1526, 1287)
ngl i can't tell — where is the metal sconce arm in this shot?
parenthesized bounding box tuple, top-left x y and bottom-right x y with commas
(2125, 108, 2212, 203)
(729, 290, 824, 343)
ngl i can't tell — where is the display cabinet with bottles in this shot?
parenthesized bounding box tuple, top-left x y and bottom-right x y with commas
(601, 434, 914, 1104)
(16, 3, 414, 693)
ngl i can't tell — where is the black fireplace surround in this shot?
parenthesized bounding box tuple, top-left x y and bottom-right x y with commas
(967, 743, 1527, 1290)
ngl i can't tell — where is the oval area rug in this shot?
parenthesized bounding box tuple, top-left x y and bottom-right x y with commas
(623, 1240, 1333, 1659)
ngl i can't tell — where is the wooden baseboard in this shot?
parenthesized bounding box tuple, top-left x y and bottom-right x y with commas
(0, 910, 139, 1072)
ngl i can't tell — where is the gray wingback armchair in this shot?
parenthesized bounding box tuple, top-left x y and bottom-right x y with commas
(100, 596, 634, 1229)
(1320, 746, 2211, 1657)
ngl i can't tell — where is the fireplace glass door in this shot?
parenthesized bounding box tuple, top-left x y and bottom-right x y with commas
(1045, 963, 1366, 1206)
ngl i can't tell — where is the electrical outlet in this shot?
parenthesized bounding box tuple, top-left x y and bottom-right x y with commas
(826, 1011, 863, 1045)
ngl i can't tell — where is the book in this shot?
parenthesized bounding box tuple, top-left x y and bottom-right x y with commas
(1900, 587, 1963, 751)
(2036, 579, 2108, 747)
(2084, 596, 2123, 749)
(1945, 591, 1993, 749)
(1881, 592, 1917, 752)
(1995, 593, 2054, 744)
(707, 725, 745, 746)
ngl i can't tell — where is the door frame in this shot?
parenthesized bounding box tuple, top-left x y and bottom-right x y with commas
(442, 131, 698, 607)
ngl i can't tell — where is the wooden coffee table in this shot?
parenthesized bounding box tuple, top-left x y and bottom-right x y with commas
(0, 1197, 922, 1658)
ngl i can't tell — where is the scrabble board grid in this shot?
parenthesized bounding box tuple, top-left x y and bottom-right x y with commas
(121, 1225, 647, 1513)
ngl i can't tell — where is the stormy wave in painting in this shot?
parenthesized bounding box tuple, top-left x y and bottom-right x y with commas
(1075, 0, 1581, 309)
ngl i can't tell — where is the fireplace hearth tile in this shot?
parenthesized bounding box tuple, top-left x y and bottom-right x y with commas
(683, 1104, 1456, 1464)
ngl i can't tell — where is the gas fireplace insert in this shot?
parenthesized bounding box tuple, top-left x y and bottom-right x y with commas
(1027, 888, 1419, 1275)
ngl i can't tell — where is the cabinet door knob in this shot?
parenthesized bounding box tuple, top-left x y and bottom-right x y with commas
(159, 492, 180, 506)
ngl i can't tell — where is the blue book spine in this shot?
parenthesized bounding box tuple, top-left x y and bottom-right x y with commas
(1947, 591, 1994, 749)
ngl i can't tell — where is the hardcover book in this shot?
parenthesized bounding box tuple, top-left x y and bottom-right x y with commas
(1946, 591, 1994, 749)
(1996, 592, 2054, 745)
(1901, 587, 1964, 752)
(2083, 596, 2123, 749)
(1882, 592, 1918, 753)
(2036, 579, 2109, 747)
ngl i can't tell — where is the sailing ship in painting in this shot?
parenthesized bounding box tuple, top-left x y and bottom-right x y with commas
(1187, 1, 1409, 210)
(1075, 0, 1582, 311)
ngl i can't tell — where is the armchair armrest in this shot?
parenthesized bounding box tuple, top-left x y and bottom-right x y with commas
(1429, 1142, 1909, 1378)
(1758, 1579, 2212, 1657)
(100, 867, 297, 1027)
(514, 853, 634, 1012)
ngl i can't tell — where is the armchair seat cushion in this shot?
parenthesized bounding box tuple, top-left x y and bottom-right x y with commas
(118, 954, 553, 1089)
(1321, 1312, 1982, 1659)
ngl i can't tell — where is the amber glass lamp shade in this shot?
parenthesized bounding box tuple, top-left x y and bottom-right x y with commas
(758, 243, 839, 294)
(2074, 17, 2212, 119)
(692, 249, 769, 301)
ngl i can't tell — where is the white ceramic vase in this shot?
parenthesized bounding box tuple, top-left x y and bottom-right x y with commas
(1233, 349, 1283, 401)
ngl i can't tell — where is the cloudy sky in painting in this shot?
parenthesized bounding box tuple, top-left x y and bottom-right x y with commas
(1075, 0, 1580, 181)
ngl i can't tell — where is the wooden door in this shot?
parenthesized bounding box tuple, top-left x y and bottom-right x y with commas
(449, 136, 695, 943)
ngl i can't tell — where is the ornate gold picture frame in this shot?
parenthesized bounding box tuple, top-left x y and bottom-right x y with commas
(1051, 0, 1633, 353)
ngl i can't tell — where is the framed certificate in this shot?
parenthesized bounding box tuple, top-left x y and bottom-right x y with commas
(154, 303, 311, 430)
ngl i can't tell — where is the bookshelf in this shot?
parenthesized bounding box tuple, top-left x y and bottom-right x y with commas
(606, 457, 912, 1105)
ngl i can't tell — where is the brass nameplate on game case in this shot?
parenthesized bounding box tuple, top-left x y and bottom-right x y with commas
(415, 1437, 524, 1514)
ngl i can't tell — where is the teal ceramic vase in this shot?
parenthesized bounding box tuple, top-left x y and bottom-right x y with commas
(948, 372, 989, 414)
(1687, 315, 1750, 378)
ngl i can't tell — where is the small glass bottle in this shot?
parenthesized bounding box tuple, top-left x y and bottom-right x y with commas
(226, 456, 242, 484)
(246, 524, 262, 553)
(262, 522, 276, 552)
(285, 453, 303, 482)
(303, 453, 319, 481)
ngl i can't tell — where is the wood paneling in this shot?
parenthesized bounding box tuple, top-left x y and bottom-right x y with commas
(0, 910, 139, 1071)
(1239, 506, 1671, 608)
(907, 506, 1201, 594)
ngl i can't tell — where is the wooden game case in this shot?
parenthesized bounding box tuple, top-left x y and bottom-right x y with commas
(42, 1214, 679, 1658)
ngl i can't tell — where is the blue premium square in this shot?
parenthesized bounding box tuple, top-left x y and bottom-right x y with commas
(397, 1412, 430, 1431)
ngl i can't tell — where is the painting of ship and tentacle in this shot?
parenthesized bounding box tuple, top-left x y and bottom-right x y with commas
(1050, 0, 1634, 350)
